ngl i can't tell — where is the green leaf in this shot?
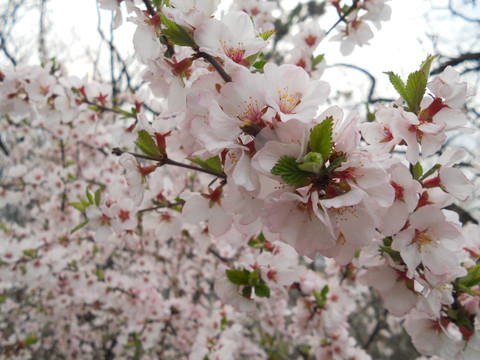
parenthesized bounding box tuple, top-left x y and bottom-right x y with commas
(86, 188, 93, 204)
(94, 189, 101, 207)
(160, 13, 196, 47)
(71, 219, 89, 234)
(312, 54, 324, 69)
(271, 155, 312, 187)
(258, 29, 276, 40)
(242, 286, 252, 298)
(325, 154, 346, 174)
(412, 162, 423, 180)
(95, 267, 104, 281)
(366, 103, 375, 122)
(456, 263, 480, 288)
(404, 71, 427, 113)
(254, 284, 271, 298)
(385, 71, 408, 101)
(313, 285, 329, 308)
(419, 164, 441, 182)
(309, 116, 333, 162)
(71, 201, 88, 213)
(419, 54, 438, 79)
(249, 268, 260, 286)
(188, 155, 223, 174)
(252, 59, 267, 73)
(379, 245, 403, 263)
(226, 269, 250, 285)
(24, 334, 38, 346)
(135, 130, 162, 159)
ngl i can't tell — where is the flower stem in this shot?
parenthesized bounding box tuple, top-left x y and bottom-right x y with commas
(111, 148, 227, 179)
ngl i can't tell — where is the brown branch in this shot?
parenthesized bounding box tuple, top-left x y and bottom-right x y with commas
(195, 51, 232, 83)
(111, 148, 227, 179)
(142, 0, 157, 17)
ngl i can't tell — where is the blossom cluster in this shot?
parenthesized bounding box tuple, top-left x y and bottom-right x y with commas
(1, 0, 479, 359)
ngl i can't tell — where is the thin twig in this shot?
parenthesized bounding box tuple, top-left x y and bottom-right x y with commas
(325, 1, 360, 36)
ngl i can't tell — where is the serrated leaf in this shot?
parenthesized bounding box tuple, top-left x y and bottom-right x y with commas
(258, 29, 276, 40)
(385, 71, 408, 101)
(309, 116, 333, 162)
(254, 284, 270, 298)
(71, 219, 89, 234)
(405, 71, 427, 113)
(136, 130, 162, 159)
(419, 54, 438, 78)
(412, 162, 423, 180)
(271, 155, 312, 187)
(160, 13, 196, 47)
(94, 189, 101, 207)
(188, 156, 223, 174)
(226, 269, 250, 285)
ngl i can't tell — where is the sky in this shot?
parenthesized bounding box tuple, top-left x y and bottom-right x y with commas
(35, 0, 448, 101)
(4, 0, 479, 104)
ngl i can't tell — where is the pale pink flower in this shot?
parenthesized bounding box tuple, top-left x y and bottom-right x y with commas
(264, 63, 330, 123)
(392, 205, 465, 279)
(405, 309, 463, 358)
(379, 163, 422, 236)
(98, 0, 124, 28)
(194, 11, 268, 65)
(331, 15, 374, 56)
(164, 0, 220, 29)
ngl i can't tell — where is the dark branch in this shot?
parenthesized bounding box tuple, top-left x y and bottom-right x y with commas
(431, 52, 480, 75)
(195, 51, 232, 83)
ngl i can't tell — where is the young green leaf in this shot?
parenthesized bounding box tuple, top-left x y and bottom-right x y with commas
(226, 269, 251, 285)
(309, 116, 333, 162)
(135, 130, 162, 159)
(188, 155, 223, 174)
(298, 152, 323, 174)
(385, 71, 408, 100)
(412, 162, 423, 180)
(404, 71, 427, 113)
(71, 201, 88, 213)
(160, 14, 196, 48)
(325, 154, 346, 174)
(254, 284, 271, 298)
(419, 54, 438, 79)
(258, 29, 276, 40)
(312, 54, 324, 70)
(86, 188, 93, 204)
(271, 155, 312, 187)
(456, 263, 480, 288)
(94, 189, 101, 207)
(71, 219, 89, 234)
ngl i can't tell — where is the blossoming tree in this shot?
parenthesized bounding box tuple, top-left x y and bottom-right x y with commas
(1, 0, 479, 359)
